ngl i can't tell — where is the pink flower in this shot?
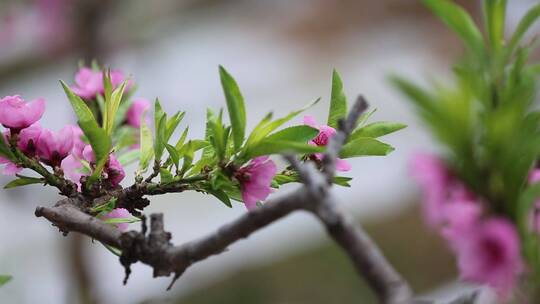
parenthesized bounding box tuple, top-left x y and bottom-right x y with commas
(126, 98, 151, 128)
(453, 218, 523, 297)
(82, 145, 125, 186)
(37, 126, 74, 167)
(17, 123, 42, 156)
(410, 153, 478, 227)
(0, 156, 21, 176)
(236, 156, 277, 210)
(71, 67, 132, 100)
(0, 95, 45, 130)
(100, 208, 131, 232)
(303, 115, 351, 171)
(61, 154, 84, 187)
(71, 67, 103, 100)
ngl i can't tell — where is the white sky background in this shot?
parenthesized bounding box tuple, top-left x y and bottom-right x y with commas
(0, 1, 537, 303)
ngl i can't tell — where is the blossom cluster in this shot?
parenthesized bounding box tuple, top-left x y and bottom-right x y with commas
(412, 154, 526, 297)
(0, 66, 397, 235)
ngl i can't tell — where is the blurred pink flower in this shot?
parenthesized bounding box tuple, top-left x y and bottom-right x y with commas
(72, 67, 132, 100)
(126, 98, 151, 128)
(410, 153, 479, 227)
(68, 125, 85, 159)
(303, 115, 351, 171)
(82, 145, 125, 186)
(37, 126, 74, 166)
(0, 95, 45, 130)
(454, 218, 523, 297)
(236, 156, 277, 210)
(17, 123, 42, 156)
(101, 208, 131, 232)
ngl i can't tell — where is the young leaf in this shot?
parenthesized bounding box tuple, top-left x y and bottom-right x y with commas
(350, 122, 406, 139)
(219, 66, 246, 151)
(104, 80, 128, 135)
(61, 81, 111, 181)
(265, 126, 319, 142)
(4, 176, 43, 189)
(245, 98, 320, 147)
(483, 0, 507, 52)
(334, 176, 353, 187)
(165, 143, 180, 169)
(165, 111, 185, 141)
(507, 3, 540, 56)
(117, 150, 140, 167)
(0, 275, 12, 287)
(207, 188, 232, 208)
(139, 111, 154, 172)
(422, 0, 484, 57)
(154, 100, 167, 161)
(339, 137, 394, 158)
(160, 168, 174, 183)
(246, 140, 324, 158)
(328, 69, 347, 128)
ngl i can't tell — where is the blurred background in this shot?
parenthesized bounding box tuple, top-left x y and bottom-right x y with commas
(0, 0, 537, 303)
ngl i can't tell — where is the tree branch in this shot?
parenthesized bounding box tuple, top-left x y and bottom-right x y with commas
(32, 97, 478, 304)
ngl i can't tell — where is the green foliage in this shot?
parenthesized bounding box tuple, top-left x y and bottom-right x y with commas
(138, 109, 154, 172)
(340, 138, 394, 158)
(328, 69, 347, 128)
(395, 0, 540, 279)
(61, 81, 111, 183)
(0, 275, 12, 287)
(4, 176, 43, 189)
(350, 122, 406, 139)
(219, 66, 246, 151)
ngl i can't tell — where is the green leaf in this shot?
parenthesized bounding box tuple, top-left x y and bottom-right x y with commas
(339, 137, 394, 158)
(165, 143, 180, 169)
(103, 217, 141, 225)
(334, 176, 353, 187)
(0, 133, 15, 161)
(139, 110, 154, 172)
(117, 150, 140, 167)
(517, 184, 540, 278)
(61, 81, 111, 182)
(483, 0, 507, 52)
(507, 2, 540, 56)
(160, 168, 174, 183)
(208, 188, 232, 208)
(180, 141, 195, 175)
(4, 176, 43, 189)
(0, 275, 12, 287)
(328, 69, 348, 128)
(219, 66, 246, 151)
(165, 111, 185, 142)
(154, 100, 167, 161)
(79, 119, 111, 182)
(245, 98, 320, 147)
(422, 0, 484, 57)
(246, 140, 324, 158)
(265, 126, 319, 142)
(104, 80, 128, 135)
(350, 122, 406, 139)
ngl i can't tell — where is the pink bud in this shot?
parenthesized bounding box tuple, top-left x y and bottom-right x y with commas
(126, 98, 151, 128)
(0, 95, 45, 130)
(17, 123, 43, 156)
(71, 67, 132, 100)
(303, 115, 351, 172)
(82, 145, 125, 186)
(236, 156, 277, 210)
(37, 126, 74, 167)
(0, 156, 21, 176)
